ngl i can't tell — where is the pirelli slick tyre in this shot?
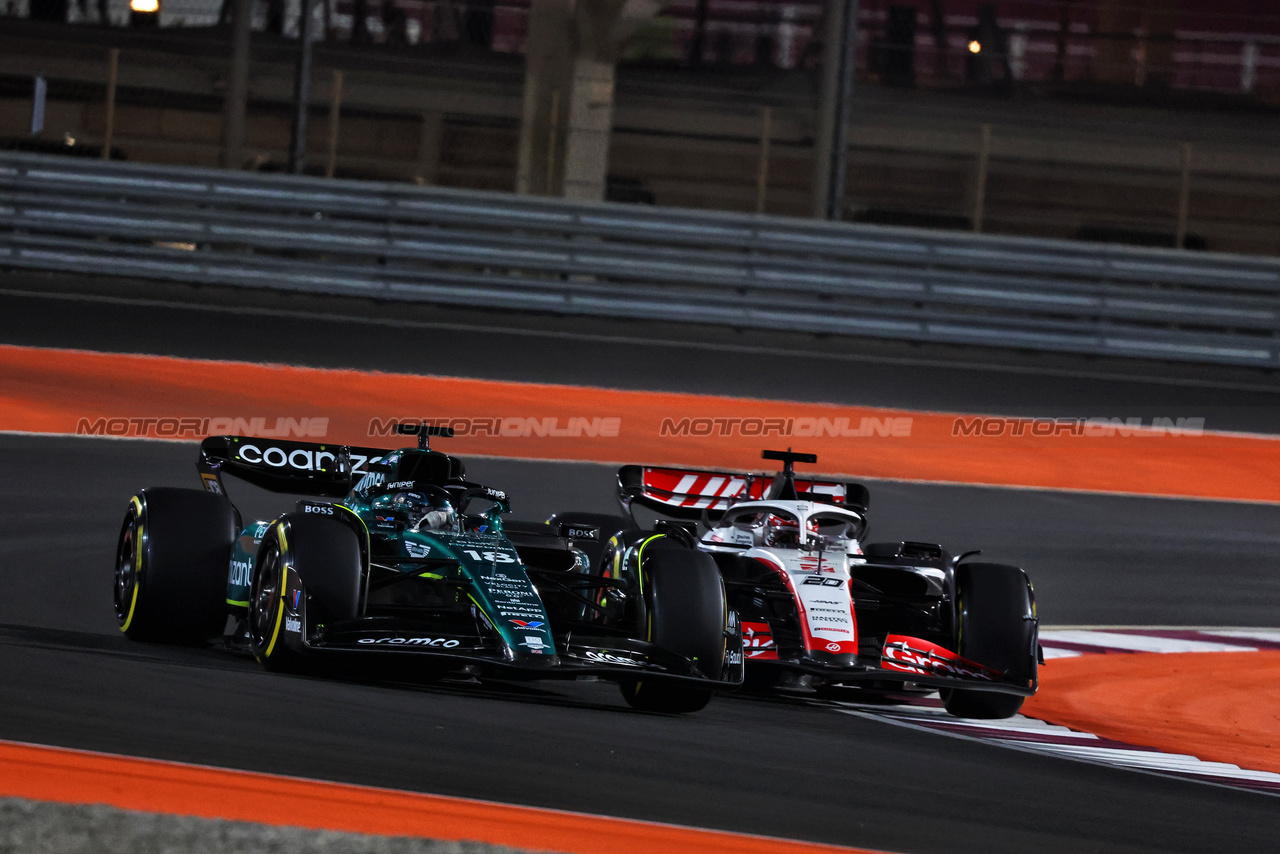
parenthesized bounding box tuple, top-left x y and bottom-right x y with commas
(114, 488, 236, 643)
(942, 562, 1037, 720)
(250, 514, 363, 670)
(619, 543, 726, 714)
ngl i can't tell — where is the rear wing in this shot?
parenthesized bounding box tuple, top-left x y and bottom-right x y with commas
(197, 436, 394, 498)
(617, 464, 869, 522)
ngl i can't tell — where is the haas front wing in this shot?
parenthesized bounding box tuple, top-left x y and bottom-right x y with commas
(729, 567, 1035, 696)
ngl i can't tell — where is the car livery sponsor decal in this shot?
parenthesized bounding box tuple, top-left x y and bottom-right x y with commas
(474, 569, 541, 607)
(236, 444, 333, 472)
(880, 635, 998, 681)
(355, 471, 386, 493)
(521, 635, 550, 653)
(558, 523, 599, 541)
(356, 637, 462, 647)
(707, 527, 753, 546)
(290, 589, 302, 609)
(229, 559, 252, 587)
(404, 541, 431, 558)
(285, 617, 301, 633)
(457, 544, 556, 655)
(741, 621, 779, 660)
(584, 650, 642, 667)
(232, 441, 386, 477)
(746, 548, 858, 655)
(793, 579, 858, 655)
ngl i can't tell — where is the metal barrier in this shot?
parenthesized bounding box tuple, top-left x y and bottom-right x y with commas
(2, 150, 1278, 367)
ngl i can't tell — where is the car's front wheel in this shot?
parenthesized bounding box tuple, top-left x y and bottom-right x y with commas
(249, 514, 363, 670)
(941, 562, 1037, 719)
(619, 542, 726, 714)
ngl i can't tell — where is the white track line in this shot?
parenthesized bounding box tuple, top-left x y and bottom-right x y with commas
(1202, 628, 1280, 644)
(836, 627, 1280, 797)
(1038, 630, 1257, 654)
(837, 703, 1280, 796)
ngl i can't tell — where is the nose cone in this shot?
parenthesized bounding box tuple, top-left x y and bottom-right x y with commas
(507, 627, 558, 665)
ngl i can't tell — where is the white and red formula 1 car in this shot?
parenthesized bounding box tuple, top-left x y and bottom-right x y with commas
(557, 450, 1040, 719)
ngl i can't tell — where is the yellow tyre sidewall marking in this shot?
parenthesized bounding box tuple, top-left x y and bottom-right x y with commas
(635, 534, 666, 644)
(119, 497, 144, 633)
(632, 535, 668, 699)
(119, 577, 139, 633)
(260, 524, 288, 661)
(264, 595, 285, 660)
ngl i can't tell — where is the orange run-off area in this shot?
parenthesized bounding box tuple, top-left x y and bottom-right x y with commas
(0, 739, 889, 854)
(1024, 651, 1280, 776)
(2, 344, 1280, 502)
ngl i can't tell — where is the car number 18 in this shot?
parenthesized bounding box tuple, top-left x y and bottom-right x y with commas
(462, 549, 515, 563)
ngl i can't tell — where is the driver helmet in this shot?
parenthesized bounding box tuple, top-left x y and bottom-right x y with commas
(764, 513, 819, 547)
(765, 514, 801, 547)
(380, 490, 457, 532)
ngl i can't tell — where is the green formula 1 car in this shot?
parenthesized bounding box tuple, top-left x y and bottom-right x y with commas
(113, 424, 742, 712)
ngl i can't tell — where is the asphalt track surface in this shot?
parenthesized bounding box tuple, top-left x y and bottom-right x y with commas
(3, 272, 1280, 853)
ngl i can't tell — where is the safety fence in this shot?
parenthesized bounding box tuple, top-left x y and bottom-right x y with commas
(2, 149, 1278, 367)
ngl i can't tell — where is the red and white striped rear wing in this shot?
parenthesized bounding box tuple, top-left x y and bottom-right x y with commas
(617, 465, 868, 521)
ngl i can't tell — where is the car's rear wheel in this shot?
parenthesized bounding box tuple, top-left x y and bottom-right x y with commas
(941, 562, 1037, 719)
(114, 488, 235, 643)
(249, 514, 363, 670)
(619, 543, 725, 714)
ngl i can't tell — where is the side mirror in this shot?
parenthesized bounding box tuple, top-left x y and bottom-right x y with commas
(459, 485, 510, 518)
(472, 502, 506, 537)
